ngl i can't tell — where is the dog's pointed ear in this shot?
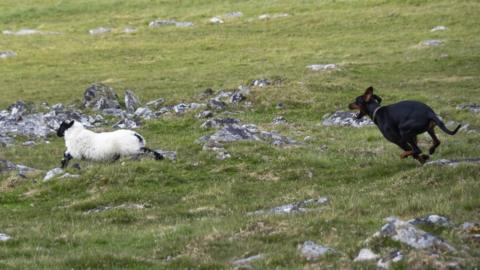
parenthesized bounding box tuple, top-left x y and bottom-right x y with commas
(364, 86, 374, 102)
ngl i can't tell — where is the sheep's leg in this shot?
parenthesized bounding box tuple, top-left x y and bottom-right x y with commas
(141, 147, 164, 160)
(61, 152, 73, 168)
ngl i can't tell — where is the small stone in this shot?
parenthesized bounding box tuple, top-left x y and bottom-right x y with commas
(196, 110, 213, 119)
(322, 111, 374, 127)
(89, 27, 111, 35)
(272, 116, 287, 125)
(201, 118, 240, 129)
(251, 79, 271, 87)
(258, 13, 289, 20)
(145, 98, 165, 109)
(173, 103, 190, 113)
(101, 108, 126, 118)
(124, 89, 141, 113)
(149, 19, 193, 28)
(276, 102, 285, 109)
(123, 27, 137, 33)
(231, 254, 264, 266)
(422, 40, 443, 47)
(408, 214, 452, 227)
(22, 141, 36, 147)
(425, 158, 480, 167)
(230, 91, 246, 103)
(431, 26, 447, 32)
(224, 11, 243, 18)
(175, 21, 193, 28)
(60, 173, 80, 179)
(209, 17, 224, 24)
(354, 248, 379, 262)
(456, 103, 480, 113)
(44, 168, 64, 182)
(0, 51, 16, 59)
(0, 233, 11, 241)
(208, 99, 226, 111)
(299, 241, 335, 261)
(2, 29, 59, 35)
(377, 250, 403, 269)
(307, 64, 338, 71)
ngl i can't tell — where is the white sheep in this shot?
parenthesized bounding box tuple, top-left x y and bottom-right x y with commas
(56, 120, 163, 168)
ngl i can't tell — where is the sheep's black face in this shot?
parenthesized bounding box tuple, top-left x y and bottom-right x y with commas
(57, 120, 74, 137)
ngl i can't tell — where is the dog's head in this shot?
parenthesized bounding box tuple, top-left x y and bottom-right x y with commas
(348, 86, 382, 119)
(57, 120, 75, 137)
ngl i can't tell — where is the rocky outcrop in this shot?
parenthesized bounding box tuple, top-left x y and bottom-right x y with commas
(299, 241, 336, 261)
(83, 83, 121, 111)
(322, 111, 374, 127)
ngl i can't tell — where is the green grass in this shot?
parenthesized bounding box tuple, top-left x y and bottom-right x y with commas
(1, 0, 480, 269)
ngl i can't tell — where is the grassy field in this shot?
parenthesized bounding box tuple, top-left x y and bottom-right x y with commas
(1, 0, 480, 269)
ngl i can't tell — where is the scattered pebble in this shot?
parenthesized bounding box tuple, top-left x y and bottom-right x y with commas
(231, 254, 264, 266)
(209, 17, 224, 24)
(0, 51, 16, 59)
(0, 233, 11, 241)
(431, 26, 447, 32)
(421, 40, 443, 47)
(89, 27, 111, 35)
(299, 241, 335, 261)
(354, 248, 379, 262)
(307, 64, 338, 71)
(43, 168, 64, 181)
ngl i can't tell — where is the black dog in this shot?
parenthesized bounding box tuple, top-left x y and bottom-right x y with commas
(349, 87, 461, 164)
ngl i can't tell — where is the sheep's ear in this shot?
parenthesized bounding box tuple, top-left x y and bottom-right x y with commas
(66, 120, 74, 129)
(364, 86, 374, 102)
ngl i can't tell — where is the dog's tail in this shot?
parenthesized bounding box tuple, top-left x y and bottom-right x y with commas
(431, 114, 461, 135)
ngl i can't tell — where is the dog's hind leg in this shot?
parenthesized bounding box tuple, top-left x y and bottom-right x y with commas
(427, 124, 441, 155)
(395, 141, 414, 159)
(407, 137, 429, 164)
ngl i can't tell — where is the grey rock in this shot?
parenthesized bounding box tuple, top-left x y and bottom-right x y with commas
(196, 110, 213, 119)
(8, 100, 29, 121)
(377, 250, 403, 269)
(224, 11, 243, 18)
(208, 124, 261, 142)
(51, 103, 64, 112)
(89, 27, 111, 35)
(123, 27, 137, 33)
(146, 98, 165, 109)
(251, 79, 271, 87)
(258, 13, 289, 20)
(322, 111, 374, 127)
(0, 233, 11, 241)
(431, 26, 447, 32)
(113, 118, 140, 129)
(202, 141, 231, 160)
(201, 118, 240, 129)
(43, 168, 64, 181)
(249, 197, 328, 215)
(101, 108, 126, 118)
(376, 217, 456, 251)
(422, 40, 443, 47)
(230, 91, 246, 103)
(149, 19, 193, 28)
(276, 102, 285, 109)
(83, 83, 121, 111)
(456, 103, 480, 113)
(425, 158, 480, 167)
(173, 103, 190, 113)
(0, 159, 37, 176)
(134, 107, 155, 120)
(408, 214, 452, 227)
(209, 17, 224, 24)
(231, 254, 264, 266)
(85, 203, 148, 214)
(0, 159, 17, 173)
(3, 29, 60, 35)
(307, 64, 338, 71)
(22, 141, 36, 147)
(125, 89, 141, 113)
(208, 99, 226, 111)
(299, 241, 335, 261)
(272, 116, 287, 125)
(60, 173, 80, 179)
(354, 248, 379, 262)
(0, 134, 14, 147)
(0, 51, 16, 59)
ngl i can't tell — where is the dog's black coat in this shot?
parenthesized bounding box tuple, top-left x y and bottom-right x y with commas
(349, 87, 461, 164)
